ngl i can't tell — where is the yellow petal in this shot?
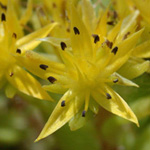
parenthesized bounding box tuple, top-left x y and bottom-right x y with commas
(14, 50, 65, 80)
(105, 29, 144, 76)
(40, 37, 71, 50)
(95, 9, 108, 37)
(16, 22, 57, 52)
(92, 86, 139, 126)
(43, 84, 67, 94)
(5, 84, 17, 98)
(20, 0, 32, 25)
(107, 21, 122, 42)
(132, 0, 150, 24)
(118, 58, 150, 79)
(132, 40, 150, 58)
(35, 90, 84, 142)
(71, 5, 93, 58)
(7, 0, 23, 38)
(81, 0, 96, 33)
(111, 73, 139, 87)
(112, 0, 130, 19)
(6, 65, 53, 101)
(69, 110, 87, 131)
(89, 98, 99, 114)
(116, 10, 139, 42)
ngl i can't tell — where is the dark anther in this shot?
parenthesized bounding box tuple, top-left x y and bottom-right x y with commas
(51, 20, 55, 23)
(66, 28, 70, 32)
(105, 40, 113, 49)
(113, 11, 118, 19)
(39, 64, 48, 70)
(16, 49, 21, 54)
(1, 13, 6, 21)
(10, 72, 14, 77)
(61, 100, 65, 107)
(73, 27, 80, 35)
(47, 76, 56, 84)
(12, 33, 17, 39)
(106, 93, 112, 99)
(107, 21, 114, 26)
(0, 2, 7, 10)
(122, 32, 130, 40)
(52, 3, 57, 8)
(113, 79, 118, 83)
(111, 46, 118, 55)
(92, 34, 100, 44)
(60, 42, 67, 50)
(82, 110, 86, 117)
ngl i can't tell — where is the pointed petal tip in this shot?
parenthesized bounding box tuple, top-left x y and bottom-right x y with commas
(34, 138, 39, 143)
(131, 114, 139, 127)
(43, 97, 54, 102)
(134, 119, 140, 127)
(34, 137, 42, 143)
(34, 133, 48, 142)
(135, 84, 139, 88)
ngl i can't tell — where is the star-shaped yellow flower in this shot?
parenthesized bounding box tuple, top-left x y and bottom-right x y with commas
(15, 2, 144, 141)
(0, 0, 56, 100)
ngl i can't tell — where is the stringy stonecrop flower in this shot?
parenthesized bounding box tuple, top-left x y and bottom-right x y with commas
(0, 0, 56, 100)
(15, 2, 145, 141)
(35, 0, 150, 79)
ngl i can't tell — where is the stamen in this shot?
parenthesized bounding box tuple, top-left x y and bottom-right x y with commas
(73, 27, 80, 35)
(111, 46, 118, 55)
(105, 40, 113, 49)
(106, 93, 112, 99)
(113, 11, 118, 19)
(92, 34, 100, 44)
(60, 42, 67, 50)
(52, 3, 57, 8)
(39, 64, 48, 70)
(61, 100, 65, 107)
(113, 79, 118, 83)
(66, 28, 70, 32)
(12, 33, 17, 39)
(107, 21, 114, 25)
(122, 32, 130, 40)
(82, 93, 90, 117)
(0, 2, 7, 10)
(1, 13, 6, 21)
(47, 76, 56, 83)
(16, 49, 21, 54)
(10, 72, 14, 77)
(82, 110, 86, 117)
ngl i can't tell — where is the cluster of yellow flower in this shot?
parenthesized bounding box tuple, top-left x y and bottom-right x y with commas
(0, 0, 150, 141)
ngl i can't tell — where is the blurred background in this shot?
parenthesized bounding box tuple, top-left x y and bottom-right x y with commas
(1, 73, 150, 150)
(0, 0, 150, 150)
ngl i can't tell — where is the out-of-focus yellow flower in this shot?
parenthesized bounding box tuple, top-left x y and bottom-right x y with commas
(132, 0, 150, 24)
(0, 0, 56, 100)
(110, 0, 150, 78)
(15, 2, 145, 141)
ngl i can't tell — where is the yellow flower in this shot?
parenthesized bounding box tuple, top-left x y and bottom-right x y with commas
(15, 3, 144, 141)
(110, 0, 150, 78)
(0, 0, 56, 100)
(132, 0, 150, 24)
(130, 0, 150, 59)
(35, 0, 150, 80)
